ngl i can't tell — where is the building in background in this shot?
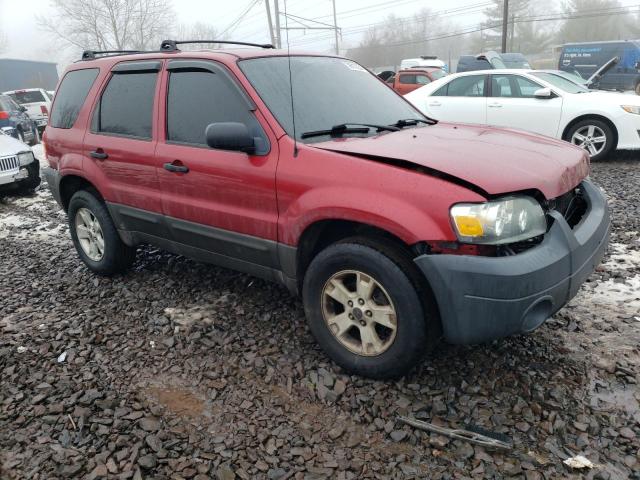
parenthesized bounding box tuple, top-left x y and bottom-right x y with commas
(0, 59, 59, 92)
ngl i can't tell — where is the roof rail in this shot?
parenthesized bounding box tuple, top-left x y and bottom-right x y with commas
(160, 40, 275, 51)
(82, 50, 144, 60)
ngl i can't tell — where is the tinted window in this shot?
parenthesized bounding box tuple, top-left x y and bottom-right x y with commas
(50, 69, 99, 129)
(8, 91, 46, 104)
(0, 95, 19, 111)
(400, 74, 430, 85)
(430, 69, 446, 80)
(399, 74, 417, 84)
(447, 75, 486, 96)
(167, 69, 265, 151)
(96, 72, 157, 139)
(240, 56, 424, 143)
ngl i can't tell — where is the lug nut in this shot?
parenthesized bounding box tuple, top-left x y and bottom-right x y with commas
(359, 320, 366, 326)
(358, 298, 365, 305)
(349, 314, 354, 320)
(366, 310, 372, 317)
(348, 300, 353, 307)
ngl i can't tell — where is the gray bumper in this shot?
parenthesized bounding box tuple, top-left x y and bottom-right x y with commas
(43, 167, 63, 207)
(415, 180, 610, 345)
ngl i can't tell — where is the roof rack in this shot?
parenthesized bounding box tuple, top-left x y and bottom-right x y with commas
(160, 40, 275, 51)
(82, 49, 144, 60)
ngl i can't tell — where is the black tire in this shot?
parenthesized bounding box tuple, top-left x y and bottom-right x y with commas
(302, 237, 439, 379)
(29, 127, 40, 146)
(68, 190, 136, 275)
(565, 118, 616, 161)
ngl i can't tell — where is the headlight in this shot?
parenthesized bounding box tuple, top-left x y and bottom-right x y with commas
(450, 196, 547, 245)
(621, 105, 640, 115)
(18, 151, 34, 166)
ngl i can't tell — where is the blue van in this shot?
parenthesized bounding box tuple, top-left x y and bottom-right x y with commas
(559, 40, 640, 94)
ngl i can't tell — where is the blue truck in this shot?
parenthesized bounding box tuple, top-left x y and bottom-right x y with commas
(559, 40, 640, 94)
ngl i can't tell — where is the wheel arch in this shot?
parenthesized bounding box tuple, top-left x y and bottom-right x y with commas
(59, 174, 104, 211)
(562, 114, 619, 147)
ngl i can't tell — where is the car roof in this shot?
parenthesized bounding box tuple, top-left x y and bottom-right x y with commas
(448, 69, 537, 76)
(70, 48, 338, 70)
(398, 67, 441, 73)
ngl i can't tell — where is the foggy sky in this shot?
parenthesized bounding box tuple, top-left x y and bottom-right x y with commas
(1, 0, 638, 68)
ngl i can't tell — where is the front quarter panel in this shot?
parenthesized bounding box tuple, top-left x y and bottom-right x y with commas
(276, 137, 486, 246)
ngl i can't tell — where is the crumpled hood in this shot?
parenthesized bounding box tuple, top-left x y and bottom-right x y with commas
(310, 122, 590, 199)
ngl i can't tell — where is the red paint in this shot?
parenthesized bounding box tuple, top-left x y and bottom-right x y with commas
(44, 50, 590, 252)
(392, 68, 445, 95)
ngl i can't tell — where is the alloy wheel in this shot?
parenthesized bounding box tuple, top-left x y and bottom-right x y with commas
(570, 125, 607, 157)
(321, 270, 398, 356)
(75, 207, 105, 261)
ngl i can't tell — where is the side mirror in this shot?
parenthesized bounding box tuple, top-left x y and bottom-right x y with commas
(19, 106, 27, 112)
(534, 87, 553, 99)
(205, 122, 255, 154)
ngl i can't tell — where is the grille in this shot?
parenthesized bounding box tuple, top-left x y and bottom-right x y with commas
(551, 184, 587, 229)
(0, 155, 19, 173)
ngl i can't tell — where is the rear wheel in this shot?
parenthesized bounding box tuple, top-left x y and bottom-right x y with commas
(68, 190, 136, 275)
(566, 119, 615, 161)
(302, 238, 438, 379)
(29, 126, 40, 146)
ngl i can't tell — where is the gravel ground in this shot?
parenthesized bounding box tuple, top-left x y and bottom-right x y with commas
(1, 148, 639, 479)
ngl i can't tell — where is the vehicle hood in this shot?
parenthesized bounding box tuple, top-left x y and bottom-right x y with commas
(310, 123, 590, 199)
(579, 90, 640, 105)
(0, 132, 29, 154)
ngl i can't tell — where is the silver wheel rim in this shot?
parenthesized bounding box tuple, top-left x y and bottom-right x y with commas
(75, 207, 105, 261)
(321, 270, 398, 356)
(571, 125, 607, 157)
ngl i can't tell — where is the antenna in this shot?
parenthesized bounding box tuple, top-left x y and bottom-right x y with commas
(283, 0, 299, 157)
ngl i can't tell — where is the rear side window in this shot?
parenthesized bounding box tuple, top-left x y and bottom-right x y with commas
(95, 72, 157, 139)
(167, 69, 266, 152)
(447, 75, 486, 96)
(50, 69, 99, 129)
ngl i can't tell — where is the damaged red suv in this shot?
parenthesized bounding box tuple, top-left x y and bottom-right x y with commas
(43, 41, 610, 378)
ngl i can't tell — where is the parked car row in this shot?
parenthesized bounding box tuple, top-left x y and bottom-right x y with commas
(405, 68, 640, 160)
(0, 88, 53, 145)
(0, 127, 40, 194)
(40, 42, 609, 378)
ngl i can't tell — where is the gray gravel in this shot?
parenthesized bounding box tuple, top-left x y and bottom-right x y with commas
(1, 152, 639, 479)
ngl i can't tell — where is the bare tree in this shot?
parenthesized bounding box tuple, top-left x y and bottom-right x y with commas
(558, 0, 629, 43)
(172, 22, 219, 48)
(38, 0, 174, 51)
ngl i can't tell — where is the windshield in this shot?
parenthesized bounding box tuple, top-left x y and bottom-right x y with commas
(489, 57, 507, 69)
(240, 56, 425, 142)
(531, 72, 589, 93)
(8, 90, 46, 104)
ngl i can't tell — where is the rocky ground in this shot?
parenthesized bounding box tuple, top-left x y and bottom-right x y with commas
(1, 148, 639, 479)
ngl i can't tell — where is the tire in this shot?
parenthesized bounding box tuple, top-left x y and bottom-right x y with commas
(68, 190, 136, 275)
(29, 126, 40, 146)
(565, 118, 615, 161)
(302, 237, 439, 379)
(16, 129, 25, 144)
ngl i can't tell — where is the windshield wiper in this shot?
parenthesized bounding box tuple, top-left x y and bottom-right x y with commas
(301, 123, 399, 140)
(392, 118, 438, 128)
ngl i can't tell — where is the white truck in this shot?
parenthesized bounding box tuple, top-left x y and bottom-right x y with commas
(3, 88, 53, 136)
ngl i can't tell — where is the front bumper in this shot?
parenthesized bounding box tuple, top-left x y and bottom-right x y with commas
(415, 180, 610, 345)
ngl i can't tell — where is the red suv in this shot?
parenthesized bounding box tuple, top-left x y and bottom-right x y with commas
(43, 42, 610, 379)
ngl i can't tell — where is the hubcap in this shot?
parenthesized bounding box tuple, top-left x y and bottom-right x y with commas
(75, 207, 105, 261)
(571, 125, 606, 157)
(321, 270, 397, 356)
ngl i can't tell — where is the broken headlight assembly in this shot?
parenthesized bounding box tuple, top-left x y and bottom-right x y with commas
(18, 151, 35, 166)
(450, 196, 547, 245)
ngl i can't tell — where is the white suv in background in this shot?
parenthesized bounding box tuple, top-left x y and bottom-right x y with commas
(3, 88, 53, 136)
(0, 129, 40, 194)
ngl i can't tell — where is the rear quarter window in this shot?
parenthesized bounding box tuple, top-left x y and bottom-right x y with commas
(50, 69, 100, 129)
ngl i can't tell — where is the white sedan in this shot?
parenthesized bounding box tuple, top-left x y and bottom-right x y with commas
(405, 69, 640, 160)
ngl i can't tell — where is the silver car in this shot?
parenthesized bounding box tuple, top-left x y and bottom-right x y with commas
(0, 128, 40, 194)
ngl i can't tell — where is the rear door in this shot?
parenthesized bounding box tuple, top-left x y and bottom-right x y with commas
(83, 60, 164, 233)
(425, 74, 487, 124)
(486, 74, 563, 138)
(155, 59, 280, 269)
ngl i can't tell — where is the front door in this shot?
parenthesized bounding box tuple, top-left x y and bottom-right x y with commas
(487, 74, 563, 138)
(155, 60, 280, 270)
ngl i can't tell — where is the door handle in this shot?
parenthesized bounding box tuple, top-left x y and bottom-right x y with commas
(488, 103, 503, 108)
(428, 101, 442, 106)
(164, 161, 189, 174)
(90, 149, 108, 160)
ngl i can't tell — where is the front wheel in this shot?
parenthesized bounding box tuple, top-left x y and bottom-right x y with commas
(68, 190, 136, 275)
(566, 119, 615, 161)
(302, 239, 438, 379)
